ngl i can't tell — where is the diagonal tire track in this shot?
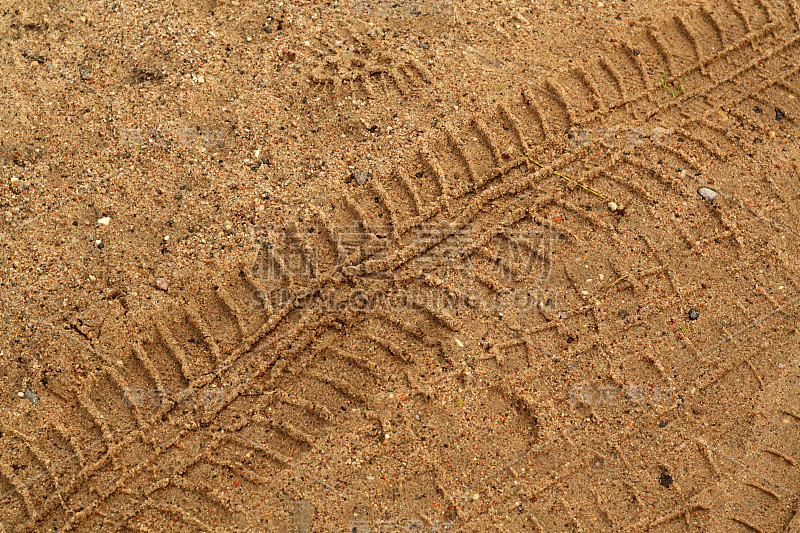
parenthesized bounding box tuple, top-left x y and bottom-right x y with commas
(4, 0, 800, 530)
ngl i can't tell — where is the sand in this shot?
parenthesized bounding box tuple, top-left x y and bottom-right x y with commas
(1, 0, 800, 531)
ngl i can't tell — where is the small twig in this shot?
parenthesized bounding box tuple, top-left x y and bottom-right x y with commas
(604, 273, 630, 291)
(528, 158, 610, 200)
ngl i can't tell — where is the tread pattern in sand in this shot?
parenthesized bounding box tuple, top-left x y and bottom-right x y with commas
(3, 0, 800, 531)
(305, 25, 433, 102)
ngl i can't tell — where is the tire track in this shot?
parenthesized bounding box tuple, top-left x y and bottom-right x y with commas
(3, 0, 800, 530)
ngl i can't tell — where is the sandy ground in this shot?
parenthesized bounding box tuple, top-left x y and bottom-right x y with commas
(2, 0, 800, 531)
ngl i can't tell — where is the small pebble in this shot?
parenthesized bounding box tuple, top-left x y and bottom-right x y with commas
(697, 187, 718, 201)
(23, 390, 39, 405)
(608, 201, 618, 211)
(454, 338, 464, 348)
(688, 308, 700, 320)
(353, 170, 372, 186)
(154, 278, 169, 291)
(97, 217, 111, 225)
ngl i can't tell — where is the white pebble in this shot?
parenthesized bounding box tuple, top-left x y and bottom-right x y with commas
(97, 217, 111, 225)
(698, 187, 718, 201)
(608, 201, 618, 211)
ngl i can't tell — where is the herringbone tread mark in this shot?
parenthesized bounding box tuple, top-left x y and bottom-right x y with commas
(4, 1, 800, 530)
(304, 23, 432, 102)
(450, 274, 799, 531)
(402, 135, 800, 529)
(643, 347, 800, 532)
(546, 0, 800, 129)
